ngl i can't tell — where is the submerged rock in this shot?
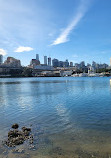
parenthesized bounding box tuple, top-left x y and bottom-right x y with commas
(8, 130, 23, 138)
(22, 127, 31, 136)
(12, 123, 19, 129)
(22, 127, 31, 132)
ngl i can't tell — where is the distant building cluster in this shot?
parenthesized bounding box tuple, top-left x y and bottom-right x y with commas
(29, 54, 108, 70)
(75, 61, 108, 71)
(0, 53, 110, 77)
(0, 54, 109, 70)
(29, 54, 73, 68)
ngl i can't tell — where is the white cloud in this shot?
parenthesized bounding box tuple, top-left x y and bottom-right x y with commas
(0, 48, 7, 56)
(51, 0, 90, 45)
(15, 46, 34, 52)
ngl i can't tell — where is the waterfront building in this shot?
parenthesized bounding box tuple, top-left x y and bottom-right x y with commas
(60, 70, 73, 77)
(44, 56, 47, 65)
(48, 57, 51, 66)
(0, 54, 3, 65)
(4, 57, 21, 67)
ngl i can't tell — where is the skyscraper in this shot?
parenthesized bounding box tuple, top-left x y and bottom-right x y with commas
(52, 58, 59, 67)
(0, 54, 3, 65)
(80, 61, 85, 68)
(36, 54, 39, 61)
(64, 59, 69, 67)
(44, 56, 47, 65)
(48, 57, 51, 66)
(70, 62, 73, 67)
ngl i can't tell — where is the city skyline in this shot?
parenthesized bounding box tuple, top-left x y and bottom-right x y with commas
(0, 53, 109, 67)
(0, 0, 111, 65)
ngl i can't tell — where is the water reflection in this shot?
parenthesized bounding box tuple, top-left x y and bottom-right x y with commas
(55, 103, 72, 130)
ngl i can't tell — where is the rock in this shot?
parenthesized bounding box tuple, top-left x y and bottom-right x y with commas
(8, 130, 23, 139)
(12, 123, 19, 129)
(24, 130, 30, 136)
(5, 124, 32, 147)
(8, 136, 24, 146)
(22, 127, 31, 132)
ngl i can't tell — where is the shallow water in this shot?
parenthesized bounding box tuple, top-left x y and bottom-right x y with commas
(0, 77, 111, 158)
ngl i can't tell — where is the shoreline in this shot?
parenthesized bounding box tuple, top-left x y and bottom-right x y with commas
(0, 75, 110, 78)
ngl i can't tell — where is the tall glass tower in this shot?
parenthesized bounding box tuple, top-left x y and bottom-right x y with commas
(44, 56, 47, 65)
(48, 57, 51, 66)
(36, 54, 39, 61)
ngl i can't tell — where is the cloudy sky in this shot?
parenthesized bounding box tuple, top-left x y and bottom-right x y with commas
(0, 0, 111, 65)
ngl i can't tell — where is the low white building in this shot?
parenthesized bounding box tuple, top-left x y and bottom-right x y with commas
(60, 70, 73, 77)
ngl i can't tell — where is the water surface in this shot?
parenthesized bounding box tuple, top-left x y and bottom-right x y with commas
(0, 77, 111, 158)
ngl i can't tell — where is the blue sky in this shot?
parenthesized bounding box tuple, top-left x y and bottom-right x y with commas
(0, 0, 111, 66)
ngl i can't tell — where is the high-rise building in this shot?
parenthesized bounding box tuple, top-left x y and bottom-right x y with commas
(44, 56, 47, 65)
(87, 63, 91, 68)
(52, 58, 59, 67)
(59, 61, 64, 67)
(48, 57, 51, 66)
(70, 62, 73, 67)
(0, 54, 3, 65)
(30, 59, 40, 66)
(63, 59, 69, 67)
(36, 54, 39, 61)
(80, 61, 85, 68)
(75, 63, 80, 69)
(92, 61, 96, 67)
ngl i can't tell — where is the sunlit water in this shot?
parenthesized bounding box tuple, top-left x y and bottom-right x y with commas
(0, 77, 111, 158)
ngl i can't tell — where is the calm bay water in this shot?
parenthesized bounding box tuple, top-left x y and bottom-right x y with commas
(0, 77, 111, 158)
